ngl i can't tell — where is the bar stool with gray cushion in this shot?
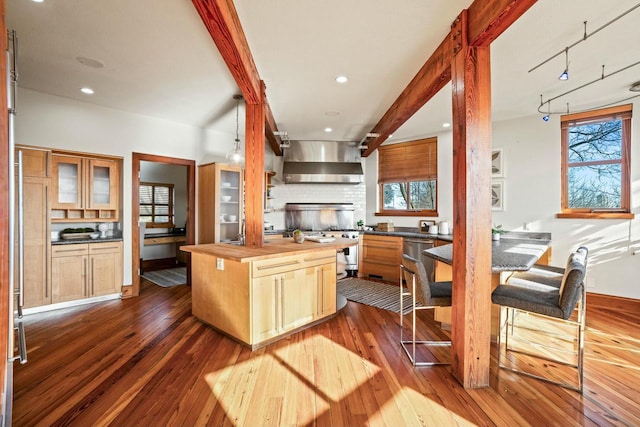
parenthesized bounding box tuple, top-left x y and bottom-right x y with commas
(399, 254, 452, 366)
(492, 246, 588, 391)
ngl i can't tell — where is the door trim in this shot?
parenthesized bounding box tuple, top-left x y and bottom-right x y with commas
(131, 152, 195, 297)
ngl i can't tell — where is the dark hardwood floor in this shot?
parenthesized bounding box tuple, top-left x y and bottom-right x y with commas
(12, 280, 640, 426)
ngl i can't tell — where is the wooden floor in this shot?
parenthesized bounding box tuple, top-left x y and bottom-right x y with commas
(12, 280, 640, 426)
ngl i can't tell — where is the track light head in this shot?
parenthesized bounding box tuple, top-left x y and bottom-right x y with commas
(558, 70, 569, 80)
(542, 115, 550, 122)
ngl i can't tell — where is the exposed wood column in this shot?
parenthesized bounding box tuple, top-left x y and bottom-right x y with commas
(450, 10, 493, 388)
(244, 81, 266, 248)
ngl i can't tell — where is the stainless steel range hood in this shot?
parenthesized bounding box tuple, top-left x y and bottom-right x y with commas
(282, 140, 363, 184)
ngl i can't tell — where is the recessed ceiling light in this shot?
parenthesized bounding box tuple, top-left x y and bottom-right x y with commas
(80, 87, 94, 95)
(335, 76, 348, 84)
(32, 0, 44, 3)
(442, 122, 451, 128)
(324, 127, 332, 133)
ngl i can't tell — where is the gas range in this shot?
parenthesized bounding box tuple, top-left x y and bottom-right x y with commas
(282, 229, 360, 239)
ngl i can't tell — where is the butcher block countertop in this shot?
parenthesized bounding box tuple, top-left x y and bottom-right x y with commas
(181, 237, 357, 263)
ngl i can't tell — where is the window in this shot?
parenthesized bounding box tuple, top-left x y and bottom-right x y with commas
(140, 182, 175, 227)
(377, 138, 438, 216)
(559, 104, 633, 219)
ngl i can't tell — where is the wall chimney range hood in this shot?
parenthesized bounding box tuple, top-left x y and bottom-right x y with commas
(283, 140, 364, 184)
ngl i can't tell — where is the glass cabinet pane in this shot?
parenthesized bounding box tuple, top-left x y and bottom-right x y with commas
(92, 165, 111, 205)
(58, 162, 79, 204)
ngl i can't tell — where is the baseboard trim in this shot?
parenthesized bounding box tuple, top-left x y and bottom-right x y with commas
(587, 292, 640, 314)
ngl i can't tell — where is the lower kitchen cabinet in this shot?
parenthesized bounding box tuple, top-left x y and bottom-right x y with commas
(89, 242, 124, 297)
(51, 244, 88, 303)
(51, 241, 123, 303)
(190, 248, 338, 349)
(251, 251, 336, 344)
(360, 234, 403, 283)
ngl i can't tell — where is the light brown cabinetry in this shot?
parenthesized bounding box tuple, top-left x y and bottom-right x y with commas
(251, 251, 336, 344)
(360, 234, 403, 283)
(51, 241, 122, 303)
(51, 154, 119, 222)
(16, 147, 52, 308)
(197, 163, 243, 243)
(191, 248, 337, 348)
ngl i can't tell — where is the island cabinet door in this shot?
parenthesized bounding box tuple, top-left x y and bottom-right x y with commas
(316, 263, 337, 318)
(282, 269, 315, 328)
(303, 263, 337, 319)
(252, 275, 279, 343)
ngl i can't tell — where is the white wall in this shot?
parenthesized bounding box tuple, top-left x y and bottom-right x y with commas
(365, 103, 640, 299)
(492, 105, 639, 299)
(364, 131, 454, 229)
(16, 89, 237, 287)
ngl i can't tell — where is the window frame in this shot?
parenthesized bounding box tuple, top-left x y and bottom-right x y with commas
(376, 138, 439, 217)
(558, 104, 634, 219)
(139, 182, 176, 228)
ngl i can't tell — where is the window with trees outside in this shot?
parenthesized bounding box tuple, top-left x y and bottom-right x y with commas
(559, 104, 633, 219)
(377, 137, 438, 217)
(140, 182, 175, 227)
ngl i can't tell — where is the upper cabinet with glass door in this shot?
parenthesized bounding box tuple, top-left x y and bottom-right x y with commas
(51, 153, 120, 222)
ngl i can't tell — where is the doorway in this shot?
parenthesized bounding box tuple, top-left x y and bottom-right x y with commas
(131, 153, 196, 297)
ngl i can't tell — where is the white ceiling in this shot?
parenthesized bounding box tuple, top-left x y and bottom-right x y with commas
(7, 0, 640, 147)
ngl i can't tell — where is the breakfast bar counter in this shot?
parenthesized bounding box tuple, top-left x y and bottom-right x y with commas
(181, 238, 357, 349)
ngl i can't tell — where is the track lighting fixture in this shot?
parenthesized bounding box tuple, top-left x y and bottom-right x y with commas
(558, 47, 569, 81)
(358, 132, 380, 149)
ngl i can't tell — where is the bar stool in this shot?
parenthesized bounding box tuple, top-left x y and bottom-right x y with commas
(399, 254, 452, 366)
(492, 246, 588, 391)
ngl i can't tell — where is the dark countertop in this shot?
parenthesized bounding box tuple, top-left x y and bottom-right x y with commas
(52, 234, 123, 245)
(364, 230, 453, 241)
(424, 236, 551, 273)
(144, 232, 187, 239)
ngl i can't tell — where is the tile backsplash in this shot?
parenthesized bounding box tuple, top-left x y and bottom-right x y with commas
(264, 183, 366, 230)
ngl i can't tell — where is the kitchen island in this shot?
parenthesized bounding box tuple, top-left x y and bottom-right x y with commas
(181, 238, 357, 349)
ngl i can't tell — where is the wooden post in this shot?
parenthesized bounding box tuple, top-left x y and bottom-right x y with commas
(244, 81, 266, 248)
(450, 10, 493, 388)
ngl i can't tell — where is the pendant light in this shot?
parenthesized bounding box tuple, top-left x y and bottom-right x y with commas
(226, 95, 244, 164)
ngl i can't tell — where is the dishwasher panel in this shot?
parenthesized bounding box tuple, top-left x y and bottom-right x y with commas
(402, 238, 435, 282)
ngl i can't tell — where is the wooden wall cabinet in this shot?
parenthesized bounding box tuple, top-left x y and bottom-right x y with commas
(16, 147, 52, 308)
(360, 234, 403, 283)
(51, 154, 119, 222)
(51, 241, 123, 303)
(197, 163, 243, 243)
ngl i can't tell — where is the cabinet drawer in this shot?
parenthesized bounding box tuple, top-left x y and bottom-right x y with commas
(300, 250, 336, 269)
(144, 236, 186, 245)
(361, 261, 399, 282)
(363, 244, 398, 264)
(51, 243, 88, 257)
(89, 241, 123, 255)
(252, 254, 303, 278)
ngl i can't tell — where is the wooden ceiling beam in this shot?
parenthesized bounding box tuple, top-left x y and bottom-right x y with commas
(361, 37, 451, 157)
(361, 0, 537, 156)
(265, 101, 283, 156)
(468, 0, 538, 46)
(191, 0, 282, 155)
